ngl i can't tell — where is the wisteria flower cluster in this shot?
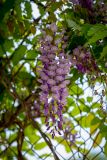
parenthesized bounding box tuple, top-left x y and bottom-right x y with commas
(37, 23, 71, 137)
(63, 118, 78, 147)
(71, 46, 98, 74)
(69, 0, 93, 10)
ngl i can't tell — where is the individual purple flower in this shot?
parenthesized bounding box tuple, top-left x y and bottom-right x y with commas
(56, 68, 64, 75)
(47, 71, 56, 77)
(47, 79, 56, 85)
(45, 35, 53, 42)
(40, 72, 48, 80)
(55, 76, 64, 81)
(40, 84, 48, 91)
(50, 23, 57, 32)
(51, 46, 58, 52)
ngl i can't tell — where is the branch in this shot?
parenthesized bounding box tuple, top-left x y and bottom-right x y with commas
(17, 128, 25, 160)
(0, 94, 33, 131)
(29, 115, 60, 160)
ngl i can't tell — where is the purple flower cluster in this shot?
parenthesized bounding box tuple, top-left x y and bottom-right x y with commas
(71, 46, 98, 74)
(63, 118, 78, 146)
(79, 0, 93, 10)
(69, 0, 93, 10)
(38, 23, 71, 137)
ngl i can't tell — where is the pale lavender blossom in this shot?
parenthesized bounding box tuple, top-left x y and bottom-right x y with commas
(51, 46, 58, 52)
(62, 44, 67, 49)
(37, 79, 43, 83)
(47, 71, 56, 77)
(39, 56, 49, 63)
(50, 23, 57, 32)
(56, 68, 64, 75)
(40, 72, 48, 80)
(55, 76, 64, 81)
(47, 79, 56, 85)
(55, 38, 61, 45)
(59, 80, 69, 88)
(48, 66, 57, 70)
(63, 80, 70, 85)
(47, 54, 56, 59)
(51, 86, 60, 92)
(45, 35, 53, 42)
(40, 85, 48, 91)
(52, 93, 60, 101)
(40, 94, 48, 103)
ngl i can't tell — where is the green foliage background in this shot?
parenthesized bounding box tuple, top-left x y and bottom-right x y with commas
(0, 0, 107, 159)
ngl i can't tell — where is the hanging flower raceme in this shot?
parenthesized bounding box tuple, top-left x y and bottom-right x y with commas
(63, 118, 78, 147)
(69, 0, 93, 10)
(37, 23, 71, 137)
(71, 46, 99, 74)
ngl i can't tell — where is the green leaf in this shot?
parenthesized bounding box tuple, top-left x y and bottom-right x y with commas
(91, 102, 101, 109)
(104, 142, 107, 156)
(100, 125, 107, 134)
(67, 97, 75, 106)
(18, 71, 33, 79)
(87, 96, 93, 103)
(0, 0, 16, 22)
(24, 125, 40, 143)
(55, 137, 77, 153)
(26, 50, 38, 59)
(48, 2, 63, 12)
(38, 5, 45, 16)
(24, 125, 34, 135)
(92, 44, 103, 59)
(68, 35, 86, 51)
(48, 12, 56, 22)
(87, 24, 106, 36)
(22, 141, 34, 155)
(91, 117, 100, 125)
(80, 113, 95, 128)
(93, 133, 102, 148)
(4, 39, 14, 52)
(88, 30, 107, 44)
(22, 141, 29, 150)
(15, 2, 22, 19)
(81, 24, 92, 35)
(90, 117, 100, 135)
(66, 19, 81, 31)
(100, 46, 107, 59)
(12, 45, 27, 65)
(80, 104, 90, 113)
(70, 84, 84, 95)
(90, 123, 99, 135)
(71, 106, 80, 116)
(0, 47, 4, 56)
(34, 142, 47, 150)
(8, 132, 17, 143)
(87, 25, 107, 44)
(25, 1, 32, 19)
